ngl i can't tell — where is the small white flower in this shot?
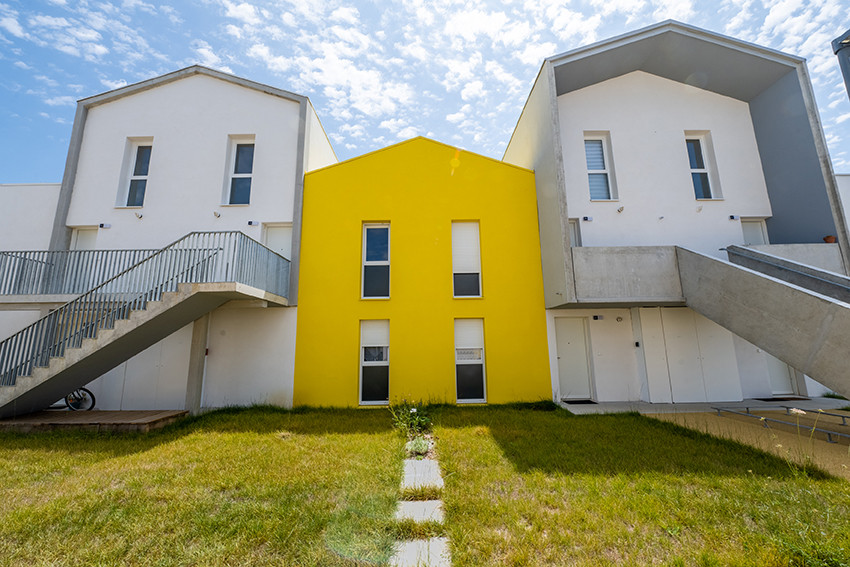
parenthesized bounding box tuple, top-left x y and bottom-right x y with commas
(410, 408, 417, 413)
(789, 408, 806, 416)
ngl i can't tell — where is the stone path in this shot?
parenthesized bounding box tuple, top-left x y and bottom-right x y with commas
(388, 454, 451, 567)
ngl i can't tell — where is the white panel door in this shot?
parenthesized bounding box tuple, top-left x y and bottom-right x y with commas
(766, 353, 796, 395)
(694, 313, 743, 401)
(660, 308, 707, 403)
(263, 224, 293, 259)
(554, 317, 592, 400)
(741, 220, 768, 245)
(70, 227, 98, 250)
(638, 308, 673, 403)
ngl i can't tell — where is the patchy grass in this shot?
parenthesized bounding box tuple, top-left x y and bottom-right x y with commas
(0, 406, 404, 566)
(432, 405, 850, 567)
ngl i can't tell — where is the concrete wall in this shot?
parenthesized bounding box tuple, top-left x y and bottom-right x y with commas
(749, 243, 845, 274)
(0, 184, 60, 250)
(503, 63, 575, 307)
(558, 71, 772, 257)
(0, 309, 44, 342)
(65, 73, 302, 249)
(295, 138, 551, 406)
(571, 246, 683, 304)
(304, 102, 337, 173)
(749, 71, 837, 245)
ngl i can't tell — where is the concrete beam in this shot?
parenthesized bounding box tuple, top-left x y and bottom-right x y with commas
(184, 313, 210, 415)
(572, 246, 684, 304)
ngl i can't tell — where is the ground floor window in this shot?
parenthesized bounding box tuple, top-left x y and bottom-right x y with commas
(360, 320, 389, 404)
(455, 318, 486, 403)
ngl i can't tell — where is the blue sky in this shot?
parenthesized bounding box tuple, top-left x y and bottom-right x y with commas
(1, 0, 849, 183)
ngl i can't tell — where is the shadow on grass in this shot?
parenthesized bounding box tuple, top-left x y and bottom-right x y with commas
(431, 403, 828, 479)
(0, 405, 396, 460)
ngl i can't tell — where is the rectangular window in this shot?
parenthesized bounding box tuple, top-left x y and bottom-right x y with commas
(229, 142, 254, 204)
(455, 319, 486, 403)
(127, 144, 151, 207)
(360, 320, 389, 404)
(452, 221, 481, 297)
(686, 138, 711, 199)
(362, 224, 390, 298)
(584, 133, 615, 200)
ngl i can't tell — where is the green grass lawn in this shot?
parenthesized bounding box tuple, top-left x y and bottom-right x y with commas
(1, 404, 849, 566)
(433, 404, 850, 567)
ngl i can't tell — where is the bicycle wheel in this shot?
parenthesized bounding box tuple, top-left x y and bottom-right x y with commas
(65, 388, 96, 411)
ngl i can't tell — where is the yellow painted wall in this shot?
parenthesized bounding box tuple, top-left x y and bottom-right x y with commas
(293, 137, 551, 406)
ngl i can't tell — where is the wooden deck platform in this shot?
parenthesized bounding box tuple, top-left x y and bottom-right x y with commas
(0, 410, 188, 433)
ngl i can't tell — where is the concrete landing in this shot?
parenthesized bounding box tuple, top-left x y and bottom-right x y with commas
(0, 409, 188, 433)
(396, 500, 444, 523)
(402, 459, 445, 490)
(389, 537, 451, 567)
(560, 397, 849, 416)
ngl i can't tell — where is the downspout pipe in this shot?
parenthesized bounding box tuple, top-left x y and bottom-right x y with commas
(834, 29, 850, 101)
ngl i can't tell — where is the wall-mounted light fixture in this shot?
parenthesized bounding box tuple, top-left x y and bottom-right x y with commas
(213, 211, 221, 218)
(729, 215, 740, 220)
(247, 220, 260, 226)
(582, 216, 593, 222)
(617, 206, 624, 213)
(134, 212, 143, 219)
(696, 205, 703, 213)
(98, 223, 111, 228)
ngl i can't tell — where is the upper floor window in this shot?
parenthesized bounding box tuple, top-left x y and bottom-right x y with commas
(452, 221, 481, 297)
(228, 140, 254, 205)
(584, 133, 616, 200)
(117, 138, 152, 207)
(362, 224, 389, 298)
(685, 132, 721, 199)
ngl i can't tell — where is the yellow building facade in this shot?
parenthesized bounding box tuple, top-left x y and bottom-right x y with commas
(293, 138, 551, 407)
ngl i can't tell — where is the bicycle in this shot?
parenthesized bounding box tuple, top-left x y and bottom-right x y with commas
(64, 387, 96, 411)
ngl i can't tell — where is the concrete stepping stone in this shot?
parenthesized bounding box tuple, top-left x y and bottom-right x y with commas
(389, 537, 451, 567)
(395, 500, 444, 523)
(402, 458, 444, 490)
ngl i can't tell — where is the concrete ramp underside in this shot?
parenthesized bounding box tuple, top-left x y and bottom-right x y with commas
(0, 283, 286, 418)
(677, 248, 850, 398)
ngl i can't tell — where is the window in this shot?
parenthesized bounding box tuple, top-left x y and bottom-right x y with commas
(360, 320, 389, 404)
(584, 133, 615, 200)
(452, 221, 481, 297)
(455, 319, 486, 403)
(126, 144, 152, 207)
(362, 224, 390, 298)
(685, 133, 720, 199)
(229, 142, 254, 204)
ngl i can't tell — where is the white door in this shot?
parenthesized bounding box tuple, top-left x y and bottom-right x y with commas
(70, 227, 98, 250)
(766, 353, 796, 396)
(741, 220, 768, 245)
(554, 317, 592, 400)
(263, 224, 292, 259)
(660, 308, 707, 403)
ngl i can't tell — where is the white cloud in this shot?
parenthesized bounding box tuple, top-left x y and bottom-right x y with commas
(193, 40, 232, 72)
(13, 60, 31, 69)
(444, 9, 508, 44)
(446, 104, 472, 123)
(0, 16, 26, 38)
(461, 80, 485, 101)
(101, 78, 128, 90)
(590, 0, 646, 18)
(35, 75, 59, 87)
(396, 125, 418, 138)
(515, 42, 557, 66)
(837, 113, 850, 124)
(379, 118, 407, 133)
(651, 0, 694, 21)
(160, 5, 183, 25)
(330, 6, 359, 25)
(248, 43, 292, 73)
(44, 95, 75, 106)
(550, 9, 602, 44)
(28, 15, 69, 28)
(224, 1, 262, 26)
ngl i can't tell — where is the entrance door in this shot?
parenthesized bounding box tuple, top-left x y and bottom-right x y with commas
(263, 224, 292, 259)
(766, 353, 796, 396)
(70, 227, 98, 250)
(554, 317, 592, 400)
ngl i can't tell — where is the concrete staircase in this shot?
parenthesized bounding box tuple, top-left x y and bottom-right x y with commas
(0, 232, 289, 418)
(677, 246, 850, 398)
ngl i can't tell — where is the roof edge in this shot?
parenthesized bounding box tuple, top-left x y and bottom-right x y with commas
(546, 20, 803, 68)
(79, 65, 309, 108)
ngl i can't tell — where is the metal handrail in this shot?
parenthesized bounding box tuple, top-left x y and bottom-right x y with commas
(0, 249, 158, 296)
(0, 232, 289, 386)
(782, 406, 849, 426)
(712, 406, 850, 444)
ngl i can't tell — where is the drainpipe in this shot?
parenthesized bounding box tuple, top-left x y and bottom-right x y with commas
(834, 29, 850, 100)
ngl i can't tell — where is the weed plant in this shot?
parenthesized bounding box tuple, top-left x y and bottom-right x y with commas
(388, 399, 432, 438)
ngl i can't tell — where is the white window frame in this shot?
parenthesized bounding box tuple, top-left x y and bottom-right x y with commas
(584, 132, 617, 201)
(452, 221, 482, 298)
(223, 135, 256, 205)
(455, 318, 486, 404)
(359, 320, 390, 406)
(362, 223, 390, 299)
(116, 137, 153, 208)
(685, 131, 722, 200)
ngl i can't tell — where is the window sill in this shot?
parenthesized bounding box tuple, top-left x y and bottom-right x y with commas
(115, 205, 143, 209)
(361, 296, 390, 301)
(457, 399, 486, 404)
(359, 401, 389, 406)
(220, 203, 251, 207)
(589, 199, 619, 203)
(695, 198, 724, 201)
(453, 295, 483, 299)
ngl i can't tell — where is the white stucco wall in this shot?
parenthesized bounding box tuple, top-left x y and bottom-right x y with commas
(0, 184, 60, 250)
(202, 305, 297, 408)
(0, 309, 44, 342)
(837, 174, 850, 227)
(559, 71, 772, 257)
(304, 102, 337, 173)
(66, 74, 303, 249)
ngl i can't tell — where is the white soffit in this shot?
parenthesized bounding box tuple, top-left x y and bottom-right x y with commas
(549, 21, 800, 102)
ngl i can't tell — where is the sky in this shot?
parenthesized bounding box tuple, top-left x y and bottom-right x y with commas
(1, 0, 849, 183)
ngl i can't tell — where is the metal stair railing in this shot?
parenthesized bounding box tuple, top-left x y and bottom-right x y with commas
(0, 249, 158, 296)
(0, 231, 290, 387)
